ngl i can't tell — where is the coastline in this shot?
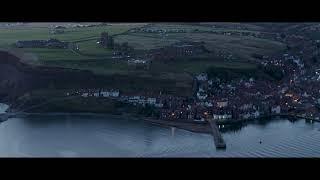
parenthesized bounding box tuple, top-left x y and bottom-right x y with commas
(143, 114, 320, 134)
(3, 107, 319, 135)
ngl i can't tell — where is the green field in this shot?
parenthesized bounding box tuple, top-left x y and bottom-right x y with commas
(149, 58, 256, 75)
(0, 23, 288, 80)
(112, 31, 286, 63)
(76, 40, 114, 56)
(114, 34, 179, 50)
(0, 23, 146, 60)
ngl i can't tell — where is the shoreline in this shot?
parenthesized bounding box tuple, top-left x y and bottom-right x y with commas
(3, 109, 320, 134)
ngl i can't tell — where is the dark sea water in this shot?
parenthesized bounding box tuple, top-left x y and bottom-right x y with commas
(0, 111, 320, 157)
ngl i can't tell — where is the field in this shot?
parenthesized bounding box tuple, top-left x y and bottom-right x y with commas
(116, 31, 286, 60)
(0, 23, 146, 59)
(0, 22, 289, 89)
(114, 34, 179, 50)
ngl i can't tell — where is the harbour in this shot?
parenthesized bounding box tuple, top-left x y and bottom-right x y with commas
(0, 112, 319, 157)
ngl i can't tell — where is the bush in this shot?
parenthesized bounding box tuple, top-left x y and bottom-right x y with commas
(206, 67, 257, 82)
(261, 65, 284, 81)
(138, 104, 158, 117)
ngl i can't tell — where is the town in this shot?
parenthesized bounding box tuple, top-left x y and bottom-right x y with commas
(4, 23, 320, 151)
(62, 48, 320, 125)
(4, 23, 320, 125)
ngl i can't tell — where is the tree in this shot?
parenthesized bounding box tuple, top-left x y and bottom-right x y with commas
(286, 45, 291, 50)
(107, 36, 114, 49)
(138, 104, 157, 117)
(262, 65, 284, 81)
(312, 56, 318, 63)
(100, 32, 109, 47)
(100, 32, 114, 49)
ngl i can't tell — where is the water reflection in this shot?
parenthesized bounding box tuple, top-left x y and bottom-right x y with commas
(0, 114, 319, 157)
(220, 123, 244, 133)
(171, 127, 175, 137)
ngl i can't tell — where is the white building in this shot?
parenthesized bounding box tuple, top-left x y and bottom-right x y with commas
(252, 111, 260, 118)
(239, 104, 253, 110)
(128, 96, 140, 103)
(101, 91, 110, 97)
(81, 93, 88, 97)
(204, 102, 213, 107)
(213, 114, 232, 120)
(147, 98, 157, 105)
(109, 90, 119, 97)
(242, 113, 251, 119)
(155, 103, 163, 108)
(271, 105, 281, 114)
(197, 88, 207, 100)
(100, 90, 119, 97)
(293, 58, 304, 68)
(302, 92, 309, 98)
(196, 73, 208, 81)
(216, 101, 228, 108)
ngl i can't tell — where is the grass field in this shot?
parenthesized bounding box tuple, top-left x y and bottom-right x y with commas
(119, 31, 286, 60)
(0, 23, 287, 82)
(143, 23, 213, 32)
(76, 40, 114, 56)
(1, 23, 293, 96)
(114, 34, 179, 50)
(0, 23, 146, 44)
(198, 23, 267, 31)
(0, 23, 146, 58)
(149, 58, 257, 75)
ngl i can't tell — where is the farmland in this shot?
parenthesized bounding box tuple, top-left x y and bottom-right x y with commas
(0, 22, 290, 84)
(117, 31, 286, 60)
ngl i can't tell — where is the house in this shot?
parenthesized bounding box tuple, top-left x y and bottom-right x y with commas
(50, 29, 65, 34)
(196, 73, 208, 81)
(155, 103, 164, 108)
(241, 113, 251, 119)
(302, 92, 310, 98)
(197, 88, 208, 100)
(100, 90, 119, 98)
(128, 95, 143, 104)
(244, 82, 252, 88)
(127, 59, 150, 69)
(147, 97, 157, 105)
(101, 91, 110, 97)
(281, 87, 289, 94)
(216, 101, 228, 108)
(15, 38, 69, 49)
(271, 105, 281, 114)
(239, 103, 253, 110)
(213, 114, 232, 120)
(81, 93, 89, 97)
(204, 102, 213, 107)
(252, 111, 260, 118)
(109, 90, 120, 97)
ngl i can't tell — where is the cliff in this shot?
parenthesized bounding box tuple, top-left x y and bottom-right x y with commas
(0, 51, 100, 101)
(0, 50, 193, 102)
